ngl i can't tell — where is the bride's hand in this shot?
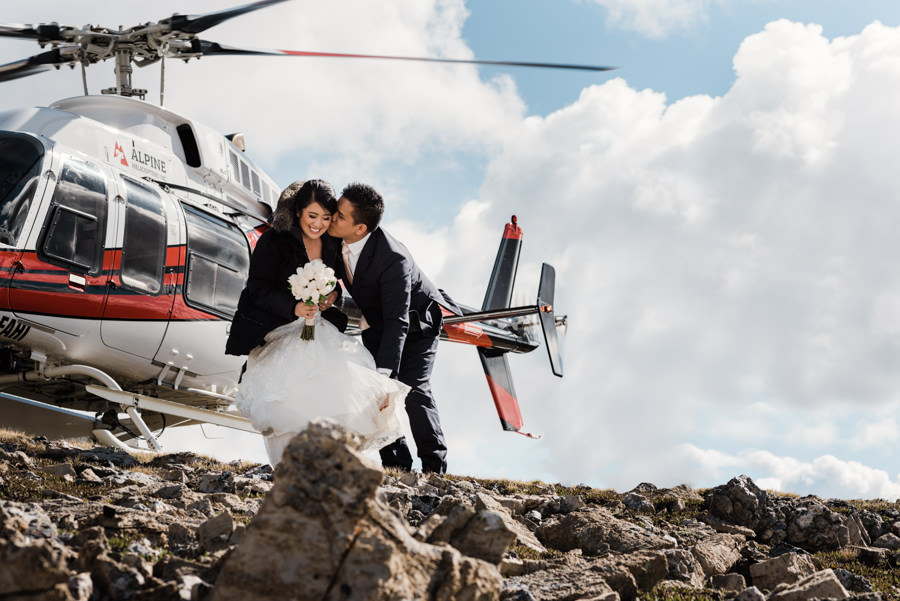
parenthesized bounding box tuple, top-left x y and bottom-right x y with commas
(294, 302, 318, 319)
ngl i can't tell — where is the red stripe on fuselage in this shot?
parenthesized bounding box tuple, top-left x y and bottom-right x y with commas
(4, 246, 222, 321)
(442, 322, 493, 347)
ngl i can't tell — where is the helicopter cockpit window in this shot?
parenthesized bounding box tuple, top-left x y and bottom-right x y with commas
(120, 178, 167, 295)
(40, 158, 107, 274)
(181, 203, 250, 318)
(0, 133, 45, 246)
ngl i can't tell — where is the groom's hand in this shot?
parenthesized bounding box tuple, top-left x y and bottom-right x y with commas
(318, 290, 338, 311)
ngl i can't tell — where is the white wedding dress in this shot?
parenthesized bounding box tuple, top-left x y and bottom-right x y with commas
(235, 314, 409, 465)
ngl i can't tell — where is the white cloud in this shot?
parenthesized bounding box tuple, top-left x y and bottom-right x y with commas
(588, 0, 715, 37)
(414, 18, 900, 495)
(679, 446, 900, 499)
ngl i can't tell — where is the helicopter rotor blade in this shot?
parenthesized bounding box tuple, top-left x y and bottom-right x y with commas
(194, 41, 617, 72)
(164, 0, 292, 35)
(0, 23, 64, 42)
(0, 48, 65, 83)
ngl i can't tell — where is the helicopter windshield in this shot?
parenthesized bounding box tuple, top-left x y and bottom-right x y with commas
(0, 133, 45, 246)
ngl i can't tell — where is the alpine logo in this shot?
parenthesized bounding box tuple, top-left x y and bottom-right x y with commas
(114, 141, 129, 167)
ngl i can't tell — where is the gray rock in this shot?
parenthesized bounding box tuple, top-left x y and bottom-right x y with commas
(734, 586, 766, 601)
(475, 491, 546, 553)
(873, 533, 900, 550)
(699, 512, 757, 537)
(78, 467, 104, 484)
(833, 567, 874, 593)
(539, 507, 676, 555)
(786, 499, 850, 551)
(40, 462, 77, 481)
(623, 493, 655, 513)
(450, 510, 518, 564)
(505, 564, 620, 601)
(749, 552, 818, 591)
(691, 533, 744, 576)
(665, 549, 705, 587)
(209, 421, 501, 600)
(198, 511, 234, 552)
(707, 475, 769, 530)
(768, 569, 849, 601)
(709, 573, 746, 592)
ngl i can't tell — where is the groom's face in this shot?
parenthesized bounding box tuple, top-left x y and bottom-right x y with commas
(329, 197, 366, 242)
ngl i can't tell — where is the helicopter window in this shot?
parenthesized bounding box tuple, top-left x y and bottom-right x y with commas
(181, 204, 250, 317)
(120, 178, 167, 295)
(252, 172, 261, 196)
(0, 133, 45, 246)
(240, 161, 251, 191)
(176, 124, 201, 169)
(40, 159, 107, 274)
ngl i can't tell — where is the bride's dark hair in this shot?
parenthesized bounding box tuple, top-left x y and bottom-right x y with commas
(271, 179, 337, 232)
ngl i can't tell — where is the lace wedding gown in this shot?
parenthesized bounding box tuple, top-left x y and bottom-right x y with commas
(235, 314, 409, 465)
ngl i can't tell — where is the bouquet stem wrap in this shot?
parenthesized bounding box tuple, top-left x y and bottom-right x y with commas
(301, 316, 316, 340)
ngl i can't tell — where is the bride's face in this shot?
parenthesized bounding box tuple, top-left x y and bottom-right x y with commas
(297, 201, 332, 240)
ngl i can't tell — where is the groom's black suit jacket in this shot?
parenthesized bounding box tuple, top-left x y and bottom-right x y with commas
(344, 227, 447, 374)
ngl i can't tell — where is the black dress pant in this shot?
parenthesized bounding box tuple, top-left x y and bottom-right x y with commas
(363, 330, 447, 474)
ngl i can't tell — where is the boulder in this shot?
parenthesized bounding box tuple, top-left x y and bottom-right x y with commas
(734, 586, 766, 601)
(768, 569, 849, 601)
(539, 507, 676, 555)
(198, 511, 234, 552)
(748, 552, 818, 591)
(504, 564, 620, 601)
(210, 421, 501, 600)
(475, 491, 546, 553)
(709, 573, 746, 592)
(785, 499, 850, 551)
(691, 533, 744, 576)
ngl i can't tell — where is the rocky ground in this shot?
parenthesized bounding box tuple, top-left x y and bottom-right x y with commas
(2, 424, 900, 601)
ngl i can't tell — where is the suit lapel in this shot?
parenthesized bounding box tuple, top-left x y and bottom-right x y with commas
(352, 231, 378, 288)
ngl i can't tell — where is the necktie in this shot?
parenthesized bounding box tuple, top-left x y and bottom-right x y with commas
(342, 242, 353, 285)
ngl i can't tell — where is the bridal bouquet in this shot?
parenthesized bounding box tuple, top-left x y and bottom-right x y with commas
(288, 259, 337, 340)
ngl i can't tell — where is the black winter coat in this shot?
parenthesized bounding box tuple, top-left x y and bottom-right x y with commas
(225, 227, 347, 356)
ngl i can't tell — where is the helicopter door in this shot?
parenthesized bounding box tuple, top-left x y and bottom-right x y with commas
(0, 133, 47, 313)
(9, 155, 112, 336)
(99, 176, 174, 359)
(153, 203, 250, 377)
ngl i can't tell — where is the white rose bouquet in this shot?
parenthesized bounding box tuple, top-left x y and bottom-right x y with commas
(287, 259, 337, 340)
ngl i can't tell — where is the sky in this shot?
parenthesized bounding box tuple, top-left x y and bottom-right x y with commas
(4, 0, 900, 499)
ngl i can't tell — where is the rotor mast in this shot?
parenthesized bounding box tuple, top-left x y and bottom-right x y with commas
(103, 45, 147, 99)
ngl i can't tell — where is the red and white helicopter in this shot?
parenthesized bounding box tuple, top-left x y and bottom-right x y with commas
(0, 0, 601, 453)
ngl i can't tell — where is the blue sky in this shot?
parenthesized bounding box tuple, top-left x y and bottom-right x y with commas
(5, 0, 900, 498)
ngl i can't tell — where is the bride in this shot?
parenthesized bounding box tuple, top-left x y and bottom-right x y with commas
(225, 179, 408, 465)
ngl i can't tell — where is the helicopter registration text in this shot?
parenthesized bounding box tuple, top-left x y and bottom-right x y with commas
(0, 315, 31, 342)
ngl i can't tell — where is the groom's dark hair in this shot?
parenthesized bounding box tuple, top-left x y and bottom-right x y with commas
(341, 183, 384, 231)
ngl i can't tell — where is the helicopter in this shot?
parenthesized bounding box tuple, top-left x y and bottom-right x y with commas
(0, 0, 607, 453)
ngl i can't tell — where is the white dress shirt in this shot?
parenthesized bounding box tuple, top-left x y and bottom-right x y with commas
(343, 233, 370, 278)
(344, 234, 389, 375)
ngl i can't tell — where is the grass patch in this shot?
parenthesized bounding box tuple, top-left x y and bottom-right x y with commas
(816, 549, 900, 601)
(644, 585, 725, 601)
(509, 544, 565, 561)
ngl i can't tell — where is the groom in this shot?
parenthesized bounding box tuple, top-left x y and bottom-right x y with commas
(328, 183, 449, 474)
